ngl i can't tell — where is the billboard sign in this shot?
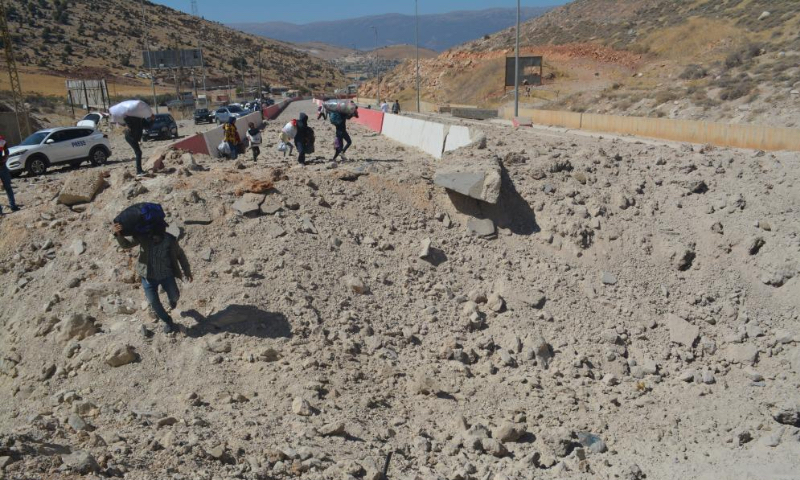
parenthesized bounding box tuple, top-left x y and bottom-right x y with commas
(505, 56, 543, 87)
(66, 79, 110, 110)
(143, 49, 203, 69)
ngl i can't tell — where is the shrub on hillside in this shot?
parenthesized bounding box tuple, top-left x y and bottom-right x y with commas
(680, 64, 707, 80)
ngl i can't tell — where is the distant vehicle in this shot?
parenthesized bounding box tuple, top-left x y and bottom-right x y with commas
(193, 108, 214, 125)
(77, 112, 107, 129)
(144, 114, 178, 140)
(214, 105, 246, 124)
(5, 127, 111, 177)
(264, 98, 275, 107)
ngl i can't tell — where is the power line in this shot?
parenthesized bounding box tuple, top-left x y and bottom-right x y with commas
(190, 0, 198, 17)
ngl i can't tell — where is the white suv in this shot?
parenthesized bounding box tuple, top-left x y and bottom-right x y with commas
(5, 127, 112, 176)
(215, 105, 247, 124)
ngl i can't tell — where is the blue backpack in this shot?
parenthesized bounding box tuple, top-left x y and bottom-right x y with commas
(329, 111, 344, 126)
(115, 202, 167, 236)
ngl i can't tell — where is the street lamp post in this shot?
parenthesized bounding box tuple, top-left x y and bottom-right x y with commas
(416, 0, 420, 113)
(371, 26, 380, 104)
(514, 0, 520, 118)
(141, 0, 159, 113)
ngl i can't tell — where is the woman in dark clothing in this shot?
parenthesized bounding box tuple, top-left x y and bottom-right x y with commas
(294, 113, 314, 165)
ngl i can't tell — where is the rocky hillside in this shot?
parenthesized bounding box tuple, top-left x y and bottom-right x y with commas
(4, 0, 344, 95)
(368, 0, 800, 126)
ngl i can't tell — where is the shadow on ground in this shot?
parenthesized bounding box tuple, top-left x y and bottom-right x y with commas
(181, 305, 292, 339)
(447, 164, 540, 236)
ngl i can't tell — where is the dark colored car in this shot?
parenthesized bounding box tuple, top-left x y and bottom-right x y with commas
(144, 114, 178, 141)
(264, 98, 275, 107)
(193, 108, 214, 125)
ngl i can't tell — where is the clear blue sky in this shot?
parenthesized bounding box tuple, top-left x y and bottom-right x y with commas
(152, 0, 569, 24)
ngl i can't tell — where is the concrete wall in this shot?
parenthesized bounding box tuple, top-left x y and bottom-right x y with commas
(507, 108, 800, 152)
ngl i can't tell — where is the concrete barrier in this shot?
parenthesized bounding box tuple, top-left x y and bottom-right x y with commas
(444, 126, 473, 153)
(173, 98, 303, 156)
(452, 108, 498, 120)
(382, 114, 448, 159)
(381, 113, 481, 160)
(350, 108, 384, 133)
(506, 108, 800, 152)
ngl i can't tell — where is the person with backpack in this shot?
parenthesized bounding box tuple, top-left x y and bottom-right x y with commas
(0, 135, 20, 214)
(112, 205, 193, 334)
(392, 100, 401, 115)
(294, 113, 314, 166)
(330, 107, 357, 162)
(246, 122, 262, 162)
(223, 117, 239, 160)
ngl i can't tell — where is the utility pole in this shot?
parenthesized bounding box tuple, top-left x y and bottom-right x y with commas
(415, 0, 420, 113)
(257, 50, 263, 99)
(514, 0, 520, 117)
(0, 0, 31, 139)
(371, 26, 380, 104)
(190, 0, 207, 96)
(141, 0, 159, 113)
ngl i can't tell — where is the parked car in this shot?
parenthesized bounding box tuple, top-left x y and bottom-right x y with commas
(77, 112, 107, 129)
(193, 108, 214, 125)
(5, 127, 112, 177)
(264, 98, 275, 107)
(143, 114, 178, 140)
(214, 105, 246, 124)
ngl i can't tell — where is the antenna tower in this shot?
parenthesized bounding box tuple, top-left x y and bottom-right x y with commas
(0, 0, 31, 139)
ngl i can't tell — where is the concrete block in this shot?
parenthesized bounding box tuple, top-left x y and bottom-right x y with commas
(58, 170, 107, 206)
(444, 126, 473, 153)
(513, 117, 533, 128)
(452, 108, 498, 120)
(433, 158, 502, 204)
(467, 218, 496, 238)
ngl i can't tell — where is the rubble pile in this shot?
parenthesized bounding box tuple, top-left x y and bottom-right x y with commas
(0, 101, 798, 480)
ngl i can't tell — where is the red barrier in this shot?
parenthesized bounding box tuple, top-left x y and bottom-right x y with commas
(350, 108, 384, 133)
(172, 131, 210, 155)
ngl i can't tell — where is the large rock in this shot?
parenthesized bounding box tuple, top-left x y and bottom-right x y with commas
(467, 218, 496, 237)
(434, 158, 502, 204)
(232, 193, 266, 217)
(61, 451, 99, 474)
(105, 344, 139, 367)
(57, 314, 98, 342)
(666, 314, 699, 347)
(57, 170, 107, 206)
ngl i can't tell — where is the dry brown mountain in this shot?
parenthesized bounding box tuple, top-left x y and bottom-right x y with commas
(367, 0, 800, 127)
(2, 0, 344, 97)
